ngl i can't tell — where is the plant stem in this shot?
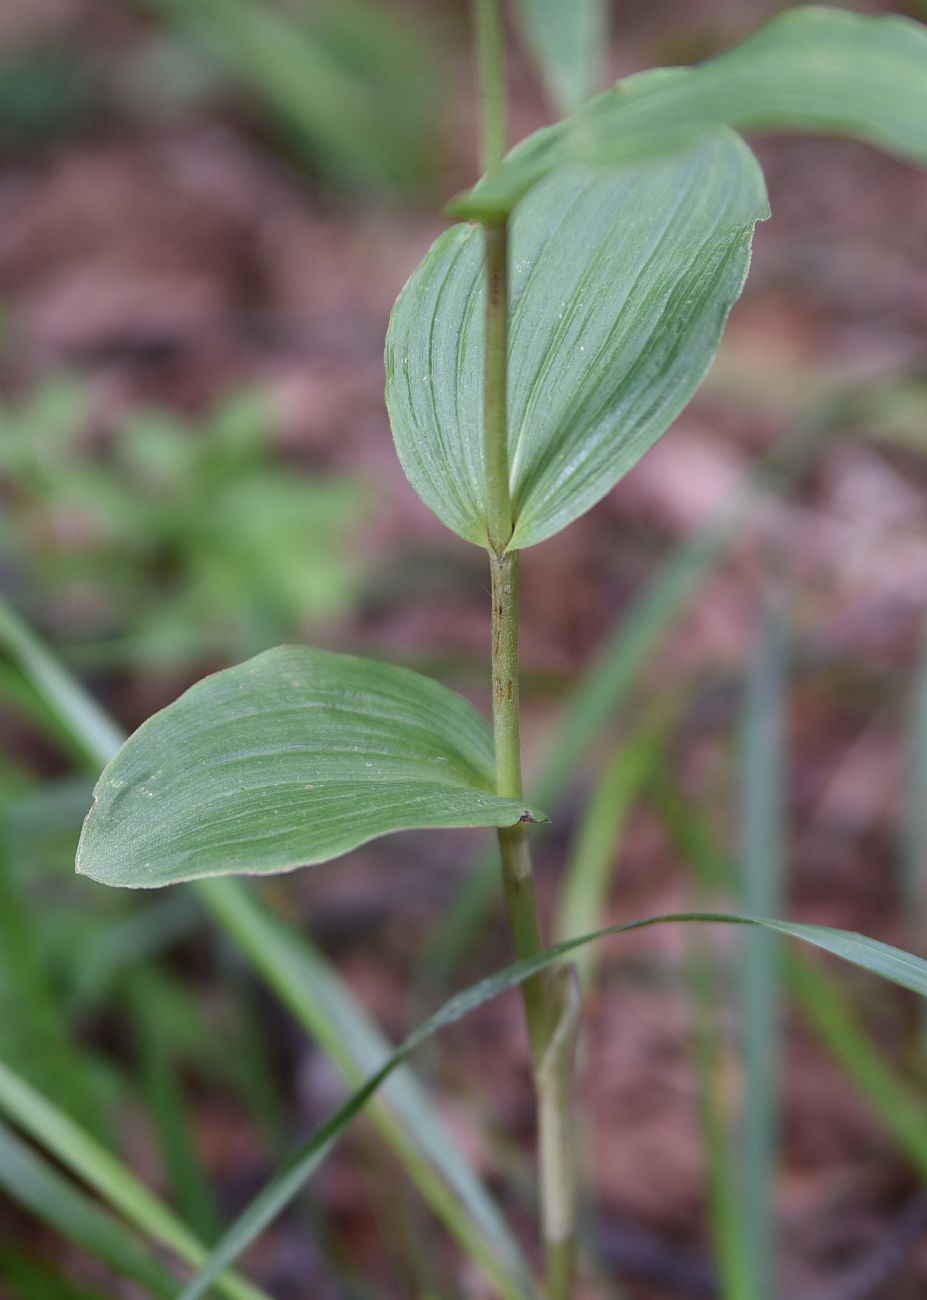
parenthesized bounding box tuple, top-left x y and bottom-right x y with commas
(490, 545, 580, 1300)
(537, 966, 581, 1300)
(484, 221, 513, 554)
(473, 9, 578, 1293)
(491, 549, 550, 1059)
(474, 0, 507, 174)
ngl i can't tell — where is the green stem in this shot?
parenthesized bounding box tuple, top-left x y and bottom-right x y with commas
(491, 524, 579, 1300)
(476, 0, 511, 556)
(484, 221, 513, 553)
(474, 8, 578, 1291)
(491, 549, 549, 1060)
(474, 0, 507, 174)
(537, 967, 581, 1299)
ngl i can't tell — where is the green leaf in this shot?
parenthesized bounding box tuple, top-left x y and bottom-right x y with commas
(0, 1121, 177, 1298)
(421, 409, 837, 988)
(387, 130, 767, 550)
(76, 645, 540, 888)
(511, 0, 606, 115)
(179, 911, 927, 1299)
(688, 940, 756, 1300)
(0, 1059, 270, 1300)
(654, 777, 927, 1186)
(738, 600, 789, 1298)
(199, 880, 539, 1300)
(452, 6, 927, 221)
(0, 600, 536, 1300)
(555, 713, 670, 984)
(136, 0, 440, 193)
(0, 601, 124, 770)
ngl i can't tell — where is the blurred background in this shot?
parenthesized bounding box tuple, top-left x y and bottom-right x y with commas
(2, 0, 927, 1296)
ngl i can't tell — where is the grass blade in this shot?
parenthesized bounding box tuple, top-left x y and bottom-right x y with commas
(0, 1059, 270, 1300)
(180, 911, 927, 1298)
(654, 781, 927, 1179)
(738, 597, 788, 1297)
(196, 879, 537, 1300)
(130, 974, 222, 1243)
(0, 1248, 108, 1300)
(0, 833, 112, 1139)
(0, 1120, 177, 1297)
(0, 595, 536, 1300)
(512, 0, 606, 115)
(0, 602, 124, 770)
(900, 617, 927, 987)
(785, 957, 927, 1177)
(135, 0, 438, 192)
(555, 711, 671, 984)
(688, 935, 754, 1300)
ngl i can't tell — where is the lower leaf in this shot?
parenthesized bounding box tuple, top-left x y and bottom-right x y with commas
(75, 645, 543, 888)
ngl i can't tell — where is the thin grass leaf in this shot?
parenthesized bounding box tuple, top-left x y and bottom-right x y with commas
(135, 0, 439, 191)
(738, 597, 788, 1299)
(0, 1059, 270, 1300)
(0, 1248, 108, 1300)
(131, 975, 222, 1243)
(0, 601, 124, 770)
(179, 912, 927, 1298)
(216, 956, 287, 1153)
(512, 0, 606, 115)
(653, 780, 927, 1180)
(785, 957, 927, 1180)
(555, 712, 671, 983)
(0, 597, 537, 1300)
(0, 835, 111, 1138)
(900, 615, 927, 966)
(0, 1120, 177, 1298)
(452, 7, 927, 221)
(197, 879, 539, 1300)
(688, 936, 755, 1300)
(0, 659, 89, 765)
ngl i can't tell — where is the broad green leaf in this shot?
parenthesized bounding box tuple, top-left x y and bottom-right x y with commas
(0, 599, 536, 1300)
(512, 0, 606, 115)
(179, 911, 927, 1298)
(452, 6, 927, 221)
(76, 645, 541, 888)
(422, 376, 897, 987)
(387, 130, 767, 550)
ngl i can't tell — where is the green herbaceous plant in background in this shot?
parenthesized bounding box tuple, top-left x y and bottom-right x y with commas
(73, 6, 927, 1299)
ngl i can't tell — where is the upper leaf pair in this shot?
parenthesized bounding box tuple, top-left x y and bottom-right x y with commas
(387, 6, 927, 553)
(76, 5, 927, 892)
(454, 6, 927, 222)
(387, 131, 766, 550)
